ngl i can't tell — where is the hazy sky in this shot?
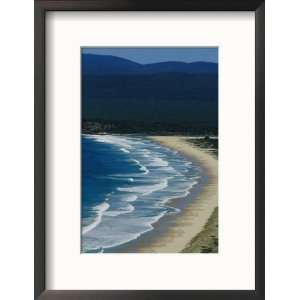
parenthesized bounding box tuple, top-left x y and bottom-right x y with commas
(82, 47, 218, 64)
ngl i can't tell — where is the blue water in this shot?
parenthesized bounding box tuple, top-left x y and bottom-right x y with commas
(81, 134, 204, 253)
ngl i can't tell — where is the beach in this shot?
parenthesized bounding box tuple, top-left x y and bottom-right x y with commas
(131, 136, 218, 253)
(81, 134, 218, 253)
(81, 49, 219, 254)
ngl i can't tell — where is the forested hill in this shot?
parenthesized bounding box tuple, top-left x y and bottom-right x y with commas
(82, 54, 218, 132)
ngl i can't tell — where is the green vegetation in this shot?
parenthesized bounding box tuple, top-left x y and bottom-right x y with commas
(82, 120, 218, 136)
(188, 137, 218, 157)
(182, 208, 218, 253)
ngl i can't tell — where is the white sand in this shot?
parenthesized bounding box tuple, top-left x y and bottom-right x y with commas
(136, 136, 218, 253)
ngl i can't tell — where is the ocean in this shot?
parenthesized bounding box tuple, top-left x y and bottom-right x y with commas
(81, 134, 204, 253)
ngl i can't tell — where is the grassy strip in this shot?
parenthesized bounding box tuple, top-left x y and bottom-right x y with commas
(188, 138, 218, 157)
(181, 207, 218, 253)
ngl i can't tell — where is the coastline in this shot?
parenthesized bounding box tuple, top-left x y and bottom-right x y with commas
(82, 134, 218, 253)
(131, 136, 218, 253)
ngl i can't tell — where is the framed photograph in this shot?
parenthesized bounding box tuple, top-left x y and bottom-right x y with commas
(35, 0, 264, 299)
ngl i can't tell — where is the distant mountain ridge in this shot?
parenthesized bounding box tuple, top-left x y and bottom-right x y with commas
(82, 54, 218, 76)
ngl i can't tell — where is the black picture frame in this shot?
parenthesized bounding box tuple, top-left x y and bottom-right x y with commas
(35, 1, 265, 299)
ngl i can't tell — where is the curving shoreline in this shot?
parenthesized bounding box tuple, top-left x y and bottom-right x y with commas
(134, 136, 218, 253)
